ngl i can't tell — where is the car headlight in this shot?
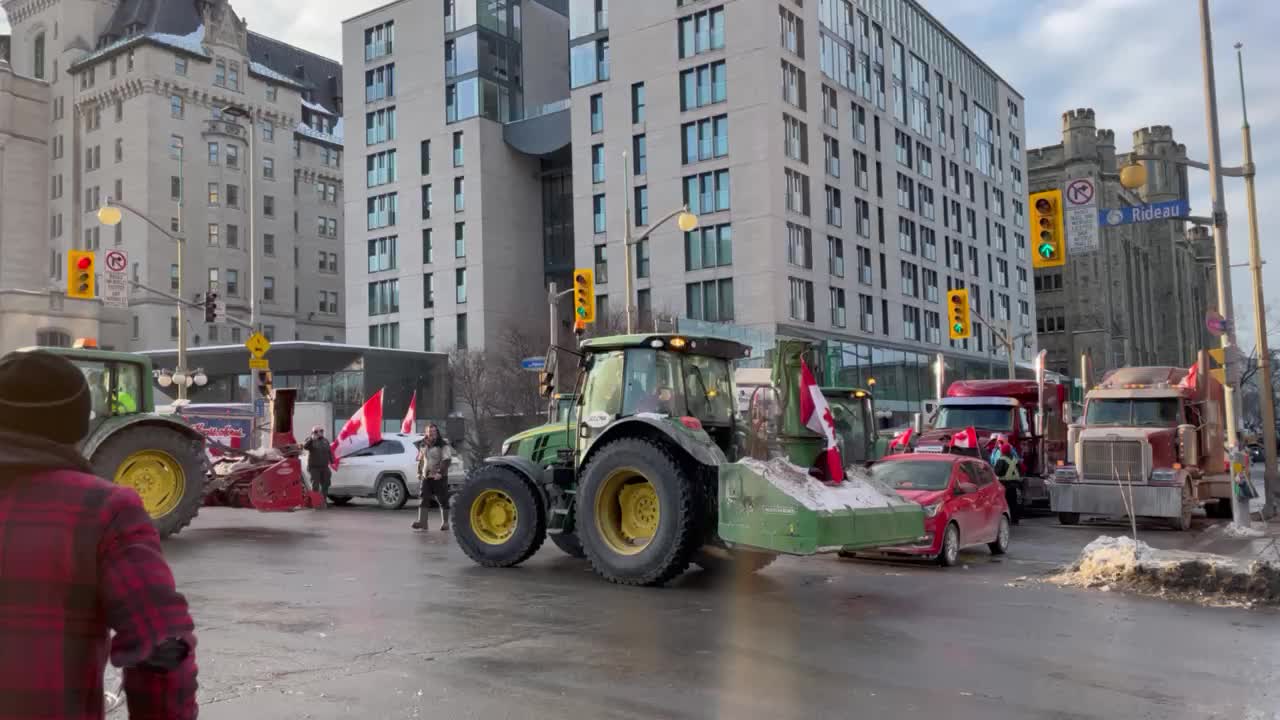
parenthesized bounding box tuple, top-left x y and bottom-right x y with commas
(923, 501, 943, 518)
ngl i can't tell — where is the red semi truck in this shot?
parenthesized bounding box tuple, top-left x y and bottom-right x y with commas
(1048, 354, 1232, 530)
(912, 378, 1070, 512)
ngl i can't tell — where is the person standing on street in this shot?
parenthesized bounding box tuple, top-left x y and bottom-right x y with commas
(413, 423, 452, 531)
(0, 350, 198, 719)
(304, 425, 334, 508)
(989, 434, 1024, 524)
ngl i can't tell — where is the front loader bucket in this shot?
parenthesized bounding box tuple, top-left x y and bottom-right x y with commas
(717, 456, 925, 556)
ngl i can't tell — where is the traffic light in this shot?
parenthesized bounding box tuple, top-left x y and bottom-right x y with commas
(947, 288, 971, 340)
(67, 250, 96, 300)
(572, 268, 595, 324)
(256, 370, 273, 398)
(1029, 189, 1066, 269)
(204, 292, 218, 323)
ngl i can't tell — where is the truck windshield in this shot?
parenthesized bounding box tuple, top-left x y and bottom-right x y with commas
(936, 405, 1013, 430)
(1086, 398, 1181, 427)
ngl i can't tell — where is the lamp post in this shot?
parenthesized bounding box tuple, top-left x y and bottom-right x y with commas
(97, 198, 195, 400)
(621, 150, 699, 334)
(220, 104, 258, 331)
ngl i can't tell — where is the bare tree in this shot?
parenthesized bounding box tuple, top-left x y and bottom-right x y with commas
(448, 346, 501, 469)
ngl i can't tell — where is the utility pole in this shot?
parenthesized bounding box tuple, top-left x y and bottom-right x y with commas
(1235, 42, 1278, 518)
(1198, 0, 1240, 448)
(175, 138, 189, 401)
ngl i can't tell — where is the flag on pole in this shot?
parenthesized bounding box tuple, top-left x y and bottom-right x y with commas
(400, 390, 417, 434)
(331, 389, 384, 469)
(799, 358, 846, 484)
(887, 427, 914, 453)
(951, 426, 979, 451)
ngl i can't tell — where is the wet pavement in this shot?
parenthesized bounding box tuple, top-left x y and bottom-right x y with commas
(165, 502, 1280, 720)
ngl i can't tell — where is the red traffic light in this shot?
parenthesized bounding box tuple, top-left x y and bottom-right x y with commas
(1035, 198, 1052, 214)
(76, 256, 93, 270)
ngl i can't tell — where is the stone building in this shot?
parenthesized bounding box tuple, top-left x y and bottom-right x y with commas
(1028, 108, 1214, 381)
(0, 0, 345, 352)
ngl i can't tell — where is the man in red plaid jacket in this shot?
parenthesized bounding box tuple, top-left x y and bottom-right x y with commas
(0, 350, 197, 719)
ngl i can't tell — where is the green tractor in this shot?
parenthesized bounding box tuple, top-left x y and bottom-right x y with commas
(19, 346, 208, 537)
(452, 334, 924, 586)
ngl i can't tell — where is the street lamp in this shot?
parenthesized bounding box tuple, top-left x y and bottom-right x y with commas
(98, 198, 193, 402)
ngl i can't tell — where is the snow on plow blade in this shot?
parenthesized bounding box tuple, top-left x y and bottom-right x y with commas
(718, 457, 925, 555)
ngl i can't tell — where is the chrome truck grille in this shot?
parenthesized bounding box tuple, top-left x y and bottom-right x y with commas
(1080, 439, 1147, 483)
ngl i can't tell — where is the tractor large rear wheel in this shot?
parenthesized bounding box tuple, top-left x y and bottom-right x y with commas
(451, 465, 546, 567)
(578, 439, 698, 586)
(92, 426, 206, 539)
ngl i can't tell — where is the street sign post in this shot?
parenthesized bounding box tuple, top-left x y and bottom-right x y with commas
(521, 356, 547, 371)
(1064, 177, 1099, 253)
(1099, 200, 1192, 227)
(245, 332, 270, 359)
(102, 249, 129, 308)
(249, 357, 270, 370)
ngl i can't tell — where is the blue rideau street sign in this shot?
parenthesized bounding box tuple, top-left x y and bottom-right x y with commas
(1099, 200, 1191, 227)
(521, 356, 547, 371)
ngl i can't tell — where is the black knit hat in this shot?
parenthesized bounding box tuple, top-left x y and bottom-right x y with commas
(0, 351, 91, 444)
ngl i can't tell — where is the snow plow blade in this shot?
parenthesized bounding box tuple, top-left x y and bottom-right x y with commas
(718, 458, 925, 556)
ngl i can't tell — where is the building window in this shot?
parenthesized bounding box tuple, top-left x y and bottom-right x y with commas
(635, 239, 650, 278)
(424, 318, 434, 351)
(365, 63, 396, 102)
(824, 136, 840, 177)
(859, 294, 875, 332)
(366, 108, 397, 145)
(266, 85, 277, 102)
(32, 33, 45, 79)
(784, 168, 809, 215)
(367, 150, 397, 187)
(422, 184, 433, 219)
(903, 305, 921, 341)
(590, 93, 604, 133)
(786, 222, 812, 268)
(263, 157, 275, 179)
(452, 131, 464, 166)
(207, 223, 220, 246)
(593, 243, 609, 284)
(170, 94, 184, 118)
(454, 222, 466, 258)
(682, 169, 730, 215)
(422, 228, 434, 263)
(678, 6, 725, 58)
(207, 268, 219, 291)
(825, 186, 842, 227)
(779, 6, 803, 57)
(170, 264, 180, 291)
(226, 224, 239, 249)
(631, 82, 646, 124)
(456, 314, 468, 350)
(633, 186, 649, 226)
(591, 144, 605, 183)
(263, 234, 275, 256)
(226, 144, 239, 168)
(368, 278, 400, 315)
(781, 60, 806, 110)
(453, 177, 465, 212)
(367, 193, 399, 230)
(423, 273, 435, 307)
(900, 261, 918, 297)
(783, 114, 808, 163)
(789, 278, 814, 322)
(261, 123, 274, 143)
(364, 21, 395, 60)
(683, 115, 728, 164)
(570, 38, 610, 88)
(830, 287, 847, 328)
(368, 236, 397, 272)
(632, 134, 647, 175)
(686, 279, 734, 323)
(828, 236, 844, 277)
(455, 267, 468, 304)
(685, 224, 733, 270)
(856, 245, 873, 285)
(262, 276, 275, 303)
(679, 60, 727, 111)
(593, 194, 607, 234)
(369, 323, 400, 349)
(225, 269, 239, 297)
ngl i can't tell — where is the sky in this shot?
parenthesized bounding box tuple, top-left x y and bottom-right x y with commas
(1, 0, 1276, 347)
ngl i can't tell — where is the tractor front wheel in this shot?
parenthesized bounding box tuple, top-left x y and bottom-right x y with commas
(92, 426, 206, 539)
(451, 465, 546, 567)
(578, 439, 698, 586)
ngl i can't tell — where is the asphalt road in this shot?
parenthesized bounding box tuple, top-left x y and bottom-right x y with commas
(164, 503, 1280, 720)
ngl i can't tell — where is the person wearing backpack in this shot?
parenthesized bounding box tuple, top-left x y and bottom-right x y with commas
(988, 434, 1024, 524)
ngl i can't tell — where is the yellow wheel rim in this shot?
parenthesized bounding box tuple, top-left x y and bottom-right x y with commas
(114, 450, 185, 518)
(594, 468, 660, 556)
(469, 489, 518, 545)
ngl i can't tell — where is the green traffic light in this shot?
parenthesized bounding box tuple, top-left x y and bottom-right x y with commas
(953, 323, 965, 334)
(1038, 242, 1056, 258)
(576, 306, 587, 317)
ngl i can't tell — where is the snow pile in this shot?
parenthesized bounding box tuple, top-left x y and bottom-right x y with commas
(735, 457, 913, 512)
(149, 25, 208, 56)
(1050, 535, 1280, 606)
(1222, 523, 1267, 539)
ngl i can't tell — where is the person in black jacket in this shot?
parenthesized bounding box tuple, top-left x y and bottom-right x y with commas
(303, 425, 334, 508)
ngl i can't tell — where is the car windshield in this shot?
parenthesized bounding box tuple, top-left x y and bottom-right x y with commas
(872, 460, 954, 490)
(1086, 398, 1181, 428)
(936, 405, 1013, 430)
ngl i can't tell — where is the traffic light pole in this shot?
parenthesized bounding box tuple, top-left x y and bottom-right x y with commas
(127, 280, 254, 332)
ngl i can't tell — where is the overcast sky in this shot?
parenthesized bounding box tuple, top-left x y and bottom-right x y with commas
(3, 0, 1276, 346)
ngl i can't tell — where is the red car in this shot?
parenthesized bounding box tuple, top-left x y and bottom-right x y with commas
(870, 453, 1011, 566)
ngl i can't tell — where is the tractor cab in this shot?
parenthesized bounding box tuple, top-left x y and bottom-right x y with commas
(18, 346, 154, 425)
(573, 334, 747, 459)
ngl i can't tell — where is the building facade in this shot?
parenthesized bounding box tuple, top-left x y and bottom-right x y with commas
(341, 0, 571, 353)
(0, 0, 345, 353)
(568, 0, 1034, 416)
(1028, 108, 1214, 381)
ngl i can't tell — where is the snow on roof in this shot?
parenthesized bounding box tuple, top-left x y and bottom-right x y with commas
(249, 61, 304, 88)
(295, 121, 342, 146)
(149, 24, 207, 56)
(302, 97, 334, 115)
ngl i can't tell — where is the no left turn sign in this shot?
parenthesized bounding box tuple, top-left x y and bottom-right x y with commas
(1066, 178, 1095, 207)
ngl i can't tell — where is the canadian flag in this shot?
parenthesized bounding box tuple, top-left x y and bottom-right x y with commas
(887, 427, 914, 453)
(331, 389, 385, 469)
(951, 426, 979, 450)
(799, 358, 846, 484)
(1179, 362, 1198, 392)
(400, 390, 417, 434)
